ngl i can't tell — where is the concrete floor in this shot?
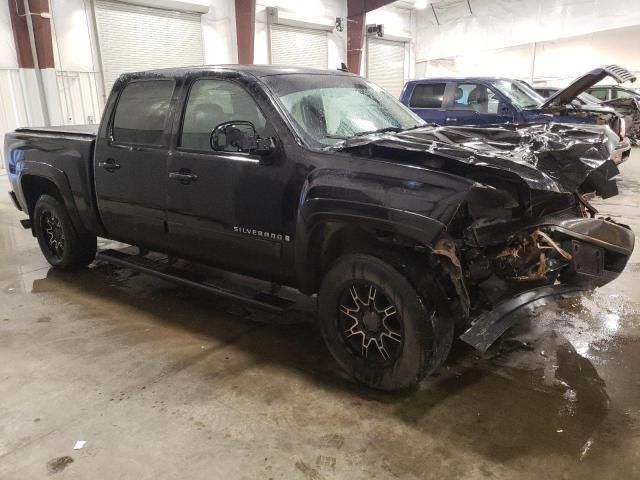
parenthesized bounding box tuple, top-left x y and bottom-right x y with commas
(1, 152, 640, 480)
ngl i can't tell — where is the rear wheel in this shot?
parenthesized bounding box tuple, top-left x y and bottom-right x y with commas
(318, 254, 453, 391)
(33, 195, 96, 270)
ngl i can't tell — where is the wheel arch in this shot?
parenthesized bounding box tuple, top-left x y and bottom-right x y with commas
(295, 209, 446, 295)
(19, 165, 87, 235)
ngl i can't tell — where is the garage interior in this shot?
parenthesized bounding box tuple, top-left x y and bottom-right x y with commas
(1, 0, 640, 478)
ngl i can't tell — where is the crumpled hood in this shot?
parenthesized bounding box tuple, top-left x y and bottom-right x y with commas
(337, 122, 621, 197)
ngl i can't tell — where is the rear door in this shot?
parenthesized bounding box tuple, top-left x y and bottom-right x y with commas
(446, 82, 513, 125)
(406, 81, 450, 124)
(94, 78, 177, 249)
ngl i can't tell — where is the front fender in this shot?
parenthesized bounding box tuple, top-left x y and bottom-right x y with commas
(294, 166, 479, 292)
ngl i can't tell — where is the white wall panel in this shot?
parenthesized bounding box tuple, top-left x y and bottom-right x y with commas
(0, 0, 18, 69)
(0, 70, 32, 167)
(50, 0, 95, 72)
(202, 0, 236, 64)
(415, 24, 640, 88)
(415, 0, 640, 63)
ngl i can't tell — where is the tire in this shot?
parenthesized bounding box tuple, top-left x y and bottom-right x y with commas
(33, 194, 96, 270)
(318, 253, 453, 391)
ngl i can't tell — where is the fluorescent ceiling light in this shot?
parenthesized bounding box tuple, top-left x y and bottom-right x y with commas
(414, 0, 429, 9)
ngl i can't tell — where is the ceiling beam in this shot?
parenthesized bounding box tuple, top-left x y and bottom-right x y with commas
(7, 0, 34, 68)
(235, 0, 256, 64)
(28, 0, 54, 69)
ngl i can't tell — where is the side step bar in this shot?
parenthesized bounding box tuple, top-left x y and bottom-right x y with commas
(96, 249, 298, 313)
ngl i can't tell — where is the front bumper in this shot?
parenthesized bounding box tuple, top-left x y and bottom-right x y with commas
(547, 216, 634, 287)
(461, 216, 634, 351)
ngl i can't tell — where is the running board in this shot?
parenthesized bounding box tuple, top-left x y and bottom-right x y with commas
(96, 249, 297, 313)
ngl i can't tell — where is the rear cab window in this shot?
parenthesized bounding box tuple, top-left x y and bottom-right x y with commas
(588, 88, 609, 101)
(112, 80, 175, 147)
(410, 83, 446, 108)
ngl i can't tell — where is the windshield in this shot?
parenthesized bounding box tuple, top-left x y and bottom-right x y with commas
(617, 88, 637, 99)
(489, 79, 543, 109)
(262, 74, 424, 147)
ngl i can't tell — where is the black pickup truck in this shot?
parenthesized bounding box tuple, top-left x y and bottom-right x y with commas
(4, 65, 635, 390)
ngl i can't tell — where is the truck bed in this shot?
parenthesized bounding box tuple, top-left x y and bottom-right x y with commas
(15, 124, 99, 137)
(5, 125, 101, 235)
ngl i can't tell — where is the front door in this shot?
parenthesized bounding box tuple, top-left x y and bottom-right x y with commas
(446, 82, 513, 126)
(165, 76, 292, 281)
(94, 79, 176, 249)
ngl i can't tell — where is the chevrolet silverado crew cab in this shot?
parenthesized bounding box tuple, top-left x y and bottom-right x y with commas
(4, 65, 635, 391)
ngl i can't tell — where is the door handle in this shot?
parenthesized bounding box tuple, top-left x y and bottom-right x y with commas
(445, 117, 457, 123)
(98, 159, 121, 172)
(169, 170, 198, 184)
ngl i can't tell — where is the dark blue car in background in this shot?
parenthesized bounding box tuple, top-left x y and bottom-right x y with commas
(398, 65, 636, 163)
(400, 77, 544, 126)
(399, 65, 635, 128)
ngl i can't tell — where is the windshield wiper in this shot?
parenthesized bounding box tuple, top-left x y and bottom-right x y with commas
(324, 126, 407, 141)
(354, 126, 402, 136)
(401, 124, 427, 131)
(324, 134, 349, 139)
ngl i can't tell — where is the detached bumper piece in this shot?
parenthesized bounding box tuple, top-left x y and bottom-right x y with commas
(460, 285, 585, 352)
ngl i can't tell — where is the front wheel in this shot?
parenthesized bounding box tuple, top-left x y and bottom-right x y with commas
(318, 254, 453, 391)
(33, 195, 97, 270)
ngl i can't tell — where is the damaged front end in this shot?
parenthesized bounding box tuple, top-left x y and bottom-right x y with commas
(339, 120, 635, 351)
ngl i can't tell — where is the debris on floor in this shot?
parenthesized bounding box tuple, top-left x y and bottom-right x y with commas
(46, 456, 74, 475)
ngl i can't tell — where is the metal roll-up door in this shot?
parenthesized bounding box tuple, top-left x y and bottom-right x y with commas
(94, 0, 204, 93)
(366, 37, 406, 98)
(270, 24, 328, 69)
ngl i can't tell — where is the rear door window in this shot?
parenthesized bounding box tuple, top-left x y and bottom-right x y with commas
(410, 83, 446, 108)
(112, 80, 175, 146)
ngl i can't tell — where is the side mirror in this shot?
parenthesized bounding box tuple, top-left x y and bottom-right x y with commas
(498, 103, 515, 120)
(209, 121, 275, 157)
